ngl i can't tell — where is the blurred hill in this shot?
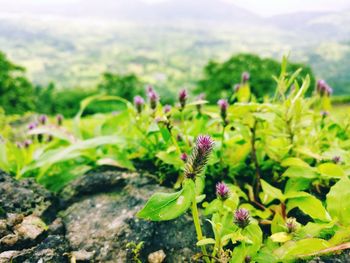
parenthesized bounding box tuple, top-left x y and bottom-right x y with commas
(0, 0, 349, 94)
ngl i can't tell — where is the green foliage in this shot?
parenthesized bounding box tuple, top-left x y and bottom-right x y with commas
(0, 51, 35, 114)
(97, 72, 144, 101)
(197, 53, 315, 103)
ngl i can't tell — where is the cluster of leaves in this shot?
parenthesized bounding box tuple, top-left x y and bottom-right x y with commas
(0, 57, 350, 262)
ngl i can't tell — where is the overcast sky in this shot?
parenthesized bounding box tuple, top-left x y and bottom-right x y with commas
(0, 0, 348, 17)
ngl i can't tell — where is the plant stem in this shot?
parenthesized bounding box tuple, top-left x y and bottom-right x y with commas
(191, 196, 210, 263)
(219, 125, 226, 173)
(250, 120, 262, 199)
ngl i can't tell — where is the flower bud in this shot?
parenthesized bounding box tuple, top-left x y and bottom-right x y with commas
(39, 114, 47, 125)
(196, 93, 205, 114)
(316, 80, 332, 97)
(23, 139, 32, 148)
(234, 84, 241, 92)
(332, 156, 341, 164)
(180, 153, 188, 162)
(134, 95, 145, 114)
(16, 142, 23, 149)
(176, 134, 183, 142)
(217, 99, 229, 121)
(179, 89, 188, 110)
(28, 122, 38, 130)
(286, 217, 297, 233)
(56, 114, 64, 126)
(242, 72, 250, 84)
(234, 208, 250, 228)
(184, 135, 214, 179)
(163, 105, 172, 115)
(245, 256, 251, 263)
(148, 89, 159, 110)
(216, 182, 230, 200)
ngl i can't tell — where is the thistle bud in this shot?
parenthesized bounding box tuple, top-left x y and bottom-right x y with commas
(16, 142, 23, 149)
(332, 156, 341, 164)
(321, 111, 329, 118)
(56, 114, 64, 126)
(176, 134, 183, 142)
(234, 208, 250, 228)
(163, 105, 172, 115)
(316, 80, 332, 97)
(179, 89, 188, 110)
(234, 84, 241, 92)
(242, 72, 250, 84)
(28, 122, 38, 130)
(148, 89, 159, 110)
(134, 95, 145, 114)
(217, 99, 229, 121)
(23, 139, 32, 148)
(245, 256, 251, 263)
(216, 182, 230, 200)
(286, 217, 298, 233)
(39, 114, 47, 125)
(180, 153, 188, 162)
(184, 135, 214, 179)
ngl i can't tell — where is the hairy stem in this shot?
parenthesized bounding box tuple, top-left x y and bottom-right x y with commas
(250, 120, 262, 199)
(191, 196, 210, 263)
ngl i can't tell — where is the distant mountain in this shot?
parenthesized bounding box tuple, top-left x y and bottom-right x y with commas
(0, 0, 261, 23)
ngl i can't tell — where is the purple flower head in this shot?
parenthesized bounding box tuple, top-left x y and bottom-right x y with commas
(234, 208, 250, 228)
(23, 139, 32, 148)
(180, 152, 188, 162)
(286, 217, 297, 233)
(216, 182, 230, 200)
(179, 89, 188, 110)
(234, 84, 241, 92)
(184, 135, 214, 179)
(39, 114, 47, 125)
(28, 122, 38, 130)
(134, 95, 145, 114)
(242, 72, 250, 83)
(217, 99, 229, 121)
(316, 79, 332, 97)
(146, 85, 154, 93)
(56, 114, 64, 126)
(147, 89, 159, 110)
(332, 156, 341, 164)
(163, 104, 172, 115)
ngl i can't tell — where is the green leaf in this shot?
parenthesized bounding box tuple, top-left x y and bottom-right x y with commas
(282, 166, 318, 179)
(196, 238, 216, 246)
(270, 232, 292, 243)
(260, 179, 285, 204)
(327, 176, 350, 226)
(318, 163, 345, 178)
(137, 180, 195, 221)
(284, 178, 311, 193)
(275, 238, 330, 260)
(287, 193, 331, 222)
(281, 157, 310, 168)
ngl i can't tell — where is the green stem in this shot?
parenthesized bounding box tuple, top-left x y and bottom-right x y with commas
(191, 196, 210, 263)
(219, 125, 226, 171)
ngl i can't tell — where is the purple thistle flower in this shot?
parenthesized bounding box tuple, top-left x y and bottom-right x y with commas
(147, 85, 154, 93)
(242, 72, 250, 84)
(39, 114, 47, 125)
(134, 95, 145, 114)
(28, 122, 38, 130)
(163, 105, 172, 115)
(316, 79, 332, 97)
(147, 89, 159, 110)
(216, 182, 230, 200)
(286, 217, 297, 233)
(180, 152, 188, 162)
(217, 99, 229, 121)
(234, 208, 250, 228)
(56, 114, 64, 126)
(179, 89, 188, 110)
(184, 135, 214, 179)
(332, 156, 341, 164)
(23, 139, 32, 148)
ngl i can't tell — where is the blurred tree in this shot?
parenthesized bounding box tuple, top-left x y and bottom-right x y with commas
(97, 72, 144, 101)
(0, 51, 35, 114)
(197, 53, 315, 103)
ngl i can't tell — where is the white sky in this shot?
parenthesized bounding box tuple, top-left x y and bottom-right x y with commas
(144, 0, 350, 16)
(0, 0, 349, 17)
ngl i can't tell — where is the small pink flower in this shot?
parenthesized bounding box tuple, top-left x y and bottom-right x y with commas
(180, 153, 188, 162)
(242, 72, 250, 83)
(134, 95, 145, 113)
(179, 89, 188, 110)
(234, 208, 250, 228)
(216, 182, 230, 200)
